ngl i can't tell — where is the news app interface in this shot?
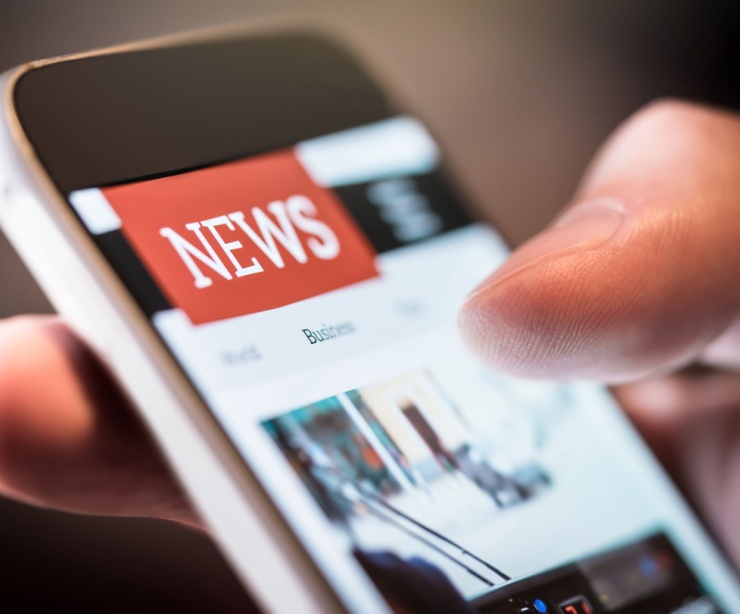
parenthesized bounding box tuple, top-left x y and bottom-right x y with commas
(69, 117, 739, 613)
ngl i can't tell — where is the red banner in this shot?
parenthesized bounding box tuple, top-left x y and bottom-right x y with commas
(103, 150, 379, 324)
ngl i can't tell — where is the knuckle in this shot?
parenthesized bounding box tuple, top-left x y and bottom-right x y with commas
(623, 98, 740, 143)
(584, 97, 740, 197)
(622, 99, 707, 144)
(0, 314, 46, 361)
(635, 98, 704, 124)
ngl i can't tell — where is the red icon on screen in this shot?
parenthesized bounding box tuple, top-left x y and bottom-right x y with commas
(559, 597, 593, 614)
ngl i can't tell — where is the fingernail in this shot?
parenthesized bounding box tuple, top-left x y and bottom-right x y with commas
(472, 197, 625, 294)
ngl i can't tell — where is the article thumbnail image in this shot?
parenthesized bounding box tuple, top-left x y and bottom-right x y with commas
(261, 371, 552, 540)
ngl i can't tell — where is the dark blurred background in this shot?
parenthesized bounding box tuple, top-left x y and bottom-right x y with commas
(1, 1, 740, 611)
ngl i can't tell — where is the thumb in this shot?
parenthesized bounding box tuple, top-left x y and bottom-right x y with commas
(460, 100, 740, 382)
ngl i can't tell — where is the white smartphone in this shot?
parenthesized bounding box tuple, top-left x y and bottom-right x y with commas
(1, 23, 738, 614)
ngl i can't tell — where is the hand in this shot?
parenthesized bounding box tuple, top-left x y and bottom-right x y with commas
(0, 316, 199, 528)
(460, 100, 740, 567)
(1, 99, 739, 568)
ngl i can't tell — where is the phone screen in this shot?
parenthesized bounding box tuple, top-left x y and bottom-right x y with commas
(64, 115, 740, 612)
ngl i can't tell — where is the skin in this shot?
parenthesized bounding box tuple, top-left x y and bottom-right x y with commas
(1, 99, 740, 577)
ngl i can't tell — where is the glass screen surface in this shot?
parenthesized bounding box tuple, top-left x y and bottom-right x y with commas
(67, 116, 740, 614)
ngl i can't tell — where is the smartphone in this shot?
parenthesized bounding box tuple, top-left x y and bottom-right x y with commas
(1, 23, 738, 614)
